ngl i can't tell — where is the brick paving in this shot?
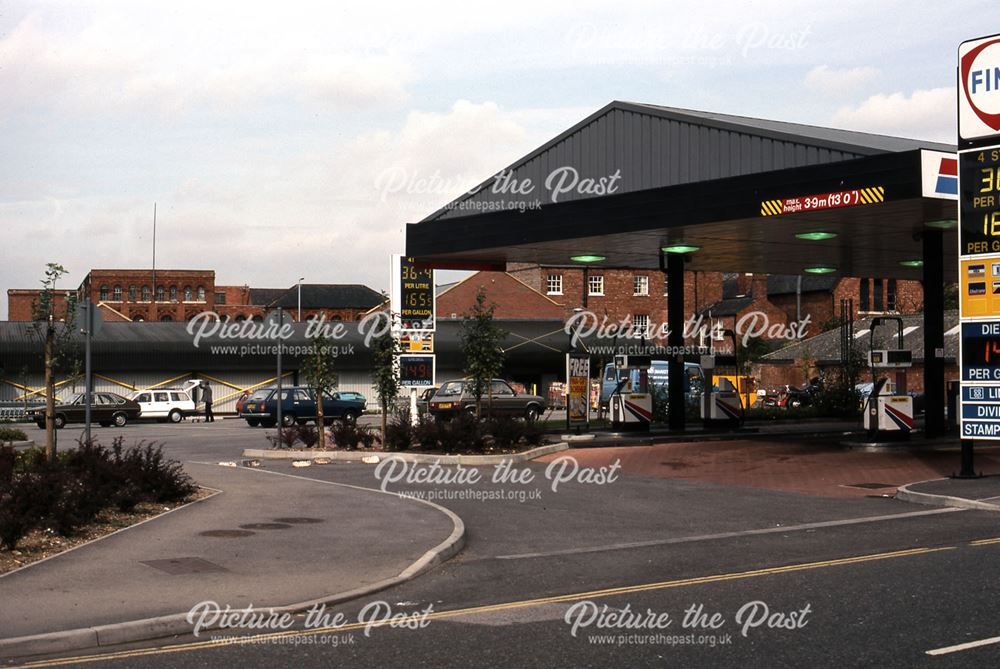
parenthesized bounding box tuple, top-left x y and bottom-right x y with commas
(537, 439, 1000, 499)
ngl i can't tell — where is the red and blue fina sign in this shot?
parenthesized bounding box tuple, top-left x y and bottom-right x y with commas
(920, 150, 958, 201)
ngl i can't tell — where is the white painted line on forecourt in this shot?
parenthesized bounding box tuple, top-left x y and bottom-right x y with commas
(926, 635, 1000, 656)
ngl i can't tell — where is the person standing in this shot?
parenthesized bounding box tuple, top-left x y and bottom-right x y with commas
(202, 381, 214, 423)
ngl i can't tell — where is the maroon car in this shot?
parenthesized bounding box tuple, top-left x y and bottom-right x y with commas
(28, 392, 142, 429)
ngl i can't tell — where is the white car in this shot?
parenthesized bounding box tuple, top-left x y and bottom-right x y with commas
(128, 389, 196, 423)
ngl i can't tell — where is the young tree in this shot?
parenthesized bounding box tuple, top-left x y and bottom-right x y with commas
(371, 311, 400, 440)
(31, 263, 78, 463)
(300, 333, 338, 446)
(459, 288, 506, 417)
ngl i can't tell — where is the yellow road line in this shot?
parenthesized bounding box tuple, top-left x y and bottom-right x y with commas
(970, 537, 1000, 546)
(14, 545, 954, 668)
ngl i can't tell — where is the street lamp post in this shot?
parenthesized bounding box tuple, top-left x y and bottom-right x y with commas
(298, 277, 305, 322)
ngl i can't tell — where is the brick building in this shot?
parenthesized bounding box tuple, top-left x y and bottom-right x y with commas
(7, 269, 383, 323)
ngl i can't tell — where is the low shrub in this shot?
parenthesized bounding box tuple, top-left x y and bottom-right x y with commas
(0, 472, 60, 550)
(266, 426, 300, 449)
(329, 422, 380, 450)
(383, 411, 413, 452)
(0, 445, 13, 484)
(438, 412, 484, 454)
(297, 424, 320, 449)
(413, 414, 440, 451)
(0, 426, 27, 443)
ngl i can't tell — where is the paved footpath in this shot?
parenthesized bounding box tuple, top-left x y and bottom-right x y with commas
(0, 462, 456, 642)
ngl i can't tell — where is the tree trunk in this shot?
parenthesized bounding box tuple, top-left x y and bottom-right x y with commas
(44, 326, 56, 463)
(380, 399, 387, 445)
(316, 389, 325, 447)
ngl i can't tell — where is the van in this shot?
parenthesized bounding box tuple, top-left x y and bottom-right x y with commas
(599, 361, 705, 410)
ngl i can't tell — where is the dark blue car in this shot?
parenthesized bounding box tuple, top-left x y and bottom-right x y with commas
(241, 386, 365, 427)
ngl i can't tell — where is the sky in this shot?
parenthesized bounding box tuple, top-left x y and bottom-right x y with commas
(1, 0, 997, 318)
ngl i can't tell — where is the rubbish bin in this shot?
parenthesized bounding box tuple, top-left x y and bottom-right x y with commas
(947, 380, 960, 432)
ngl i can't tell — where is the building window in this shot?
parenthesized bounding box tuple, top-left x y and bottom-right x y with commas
(860, 279, 870, 312)
(128, 285, 137, 302)
(112, 285, 122, 301)
(634, 275, 649, 296)
(99, 285, 109, 301)
(887, 279, 897, 311)
(873, 278, 883, 311)
(664, 276, 669, 296)
(142, 285, 151, 302)
(156, 286, 165, 302)
(588, 275, 604, 296)
(169, 286, 178, 303)
(215, 292, 226, 305)
(632, 314, 649, 338)
(183, 286, 193, 301)
(546, 273, 563, 295)
(235, 315, 246, 322)
(160, 314, 173, 322)
(197, 286, 206, 301)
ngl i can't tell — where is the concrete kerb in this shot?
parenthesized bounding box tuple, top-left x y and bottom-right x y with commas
(0, 465, 466, 660)
(241, 442, 569, 465)
(895, 479, 1000, 512)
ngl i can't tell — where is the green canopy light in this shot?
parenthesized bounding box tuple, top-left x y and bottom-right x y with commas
(899, 259, 924, 267)
(925, 219, 957, 230)
(570, 254, 606, 263)
(795, 231, 838, 241)
(660, 244, 700, 254)
(804, 266, 837, 274)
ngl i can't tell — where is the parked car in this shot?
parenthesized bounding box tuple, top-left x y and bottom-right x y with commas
(393, 387, 438, 415)
(332, 391, 367, 405)
(241, 386, 366, 427)
(427, 379, 545, 421)
(28, 392, 141, 429)
(128, 388, 196, 423)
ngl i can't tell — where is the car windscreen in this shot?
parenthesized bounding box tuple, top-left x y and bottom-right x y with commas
(437, 381, 464, 396)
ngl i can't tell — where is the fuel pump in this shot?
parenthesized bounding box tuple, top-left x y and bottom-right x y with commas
(610, 355, 652, 431)
(701, 329, 745, 426)
(865, 316, 914, 438)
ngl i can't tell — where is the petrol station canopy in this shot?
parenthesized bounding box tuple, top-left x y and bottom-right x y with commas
(406, 101, 957, 279)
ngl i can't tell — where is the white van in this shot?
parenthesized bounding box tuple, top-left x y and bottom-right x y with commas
(128, 388, 197, 423)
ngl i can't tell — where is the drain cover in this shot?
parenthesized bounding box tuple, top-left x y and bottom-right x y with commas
(844, 482, 896, 489)
(240, 523, 293, 530)
(141, 557, 228, 575)
(200, 529, 256, 538)
(272, 517, 325, 524)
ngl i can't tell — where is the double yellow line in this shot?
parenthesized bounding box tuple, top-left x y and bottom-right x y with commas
(13, 545, 954, 668)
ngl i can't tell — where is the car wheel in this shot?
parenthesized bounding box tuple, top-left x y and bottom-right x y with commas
(54, 414, 66, 429)
(168, 409, 182, 423)
(343, 411, 359, 425)
(112, 412, 128, 427)
(246, 418, 260, 427)
(280, 413, 296, 427)
(35, 420, 45, 429)
(525, 405, 540, 422)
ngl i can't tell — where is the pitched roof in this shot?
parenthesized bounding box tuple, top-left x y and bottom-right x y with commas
(421, 100, 955, 223)
(267, 284, 384, 310)
(763, 311, 959, 364)
(700, 296, 754, 317)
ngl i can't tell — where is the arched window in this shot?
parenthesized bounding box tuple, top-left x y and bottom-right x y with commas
(156, 286, 165, 302)
(142, 285, 151, 301)
(112, 285, 122, 301)
(251, 315, 264, 323)
(128, 285, 137, 302)
(183, 286, 192, 301)
(169, 286, 178, 302)
(160, 314, 173, 322)
(99, 285, 109, 301)
(235, 315, 246, 322)
(196, 286, 206, 301)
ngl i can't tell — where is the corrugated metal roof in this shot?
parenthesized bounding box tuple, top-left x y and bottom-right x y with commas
(422, 100, 954, 222)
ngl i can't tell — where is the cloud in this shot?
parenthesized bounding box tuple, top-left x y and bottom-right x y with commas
(829, 87, 955, 142)
(804, 65, 879, 96)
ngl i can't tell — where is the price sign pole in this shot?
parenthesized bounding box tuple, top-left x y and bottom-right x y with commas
(957, 33, 1000, 476)
(390, 255, 436, 425)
